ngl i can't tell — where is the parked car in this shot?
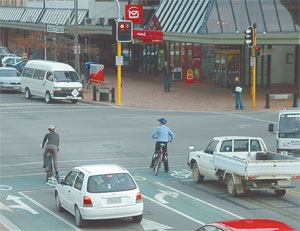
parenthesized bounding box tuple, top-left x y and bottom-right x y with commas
(55, 164, 143, 227)
(196, 219, 296, 231)
(0, 46, 14, 57)
(2, 56, 22, 67)
(0, 67, 21, 91)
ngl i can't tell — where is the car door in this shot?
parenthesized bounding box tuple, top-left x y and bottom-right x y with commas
(44, 71, 54, 96)
(71, 172, 85, 213)
(60, 170, 79, 212)
(200, 139, 219, 178)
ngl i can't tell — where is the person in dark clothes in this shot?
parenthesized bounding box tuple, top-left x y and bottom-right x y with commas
(41, 124, 60, 180)
(161, 61, 173, 92)
(232, 77, 244, 110)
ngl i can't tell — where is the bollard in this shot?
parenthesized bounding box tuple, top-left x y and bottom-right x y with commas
(265, 91, 270, 108)
(111, 87, 115, 103)
(293, 90, 298, 108)
(93, 85, 97, 101)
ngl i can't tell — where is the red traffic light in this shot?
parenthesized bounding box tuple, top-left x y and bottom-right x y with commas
(255, 46, 261, 56)
(119, 24, 125, 30)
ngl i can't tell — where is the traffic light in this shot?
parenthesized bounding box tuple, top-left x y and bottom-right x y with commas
(244, 26, 254, 48)
(116, 20, 133, 42)
(255, 46, 261, 56)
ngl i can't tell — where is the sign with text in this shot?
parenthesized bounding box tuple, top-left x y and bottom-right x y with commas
(125, 5, 143, 24)
(133, 30, 164, 40)
(47, 25, 64, 34)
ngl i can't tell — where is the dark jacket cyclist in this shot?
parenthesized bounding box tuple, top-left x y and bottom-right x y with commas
(42, 124, 59, 179)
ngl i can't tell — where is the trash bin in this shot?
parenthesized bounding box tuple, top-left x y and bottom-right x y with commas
(99, 87, 110, 102)
(90, 64, 104, 83)
(85, 62, 96, 82)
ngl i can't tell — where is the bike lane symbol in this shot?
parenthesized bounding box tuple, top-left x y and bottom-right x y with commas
(5, 195, 39, 214)
(0, 185, 12, 191)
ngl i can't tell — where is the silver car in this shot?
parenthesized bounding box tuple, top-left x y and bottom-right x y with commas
(0, 67, 21, 91)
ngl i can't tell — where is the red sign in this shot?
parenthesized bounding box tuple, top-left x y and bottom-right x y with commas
(125, 5, 143, 24)
(133, 30, 164, 40)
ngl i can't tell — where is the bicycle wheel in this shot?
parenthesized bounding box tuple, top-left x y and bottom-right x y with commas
(154, 155, 161, 176)
(46, 162, 50, 182)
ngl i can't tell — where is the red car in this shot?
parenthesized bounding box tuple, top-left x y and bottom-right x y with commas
(196, 219, 297, 231)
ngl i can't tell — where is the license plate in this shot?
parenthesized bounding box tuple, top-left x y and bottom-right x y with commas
(107, 197, 121, 204)
(13, 87, 20, 89)
(66, 96, 74, 99)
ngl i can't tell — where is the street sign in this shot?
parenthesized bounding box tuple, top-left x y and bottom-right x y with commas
(73, 45, 80, 54)
(46, 25, 64, 34)
(115, 56, 123, 66)
(250, 56, 255, 67)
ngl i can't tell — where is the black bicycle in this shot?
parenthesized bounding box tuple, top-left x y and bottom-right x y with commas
(45, 152, 58, 182)
(153, 143, 167, 176)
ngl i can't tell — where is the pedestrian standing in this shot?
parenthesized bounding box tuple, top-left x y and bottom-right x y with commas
(232, 77, 244, 110)
(0, 55, 4, 67)
(161, 61, 173, 92)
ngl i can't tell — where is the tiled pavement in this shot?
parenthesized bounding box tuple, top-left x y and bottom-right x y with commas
(81, 69, 297, 112)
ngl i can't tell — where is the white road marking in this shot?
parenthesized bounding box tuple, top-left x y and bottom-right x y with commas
(18, 192, 81, 231)
(0, 109, 108, 114)
(6, 195, 39, 214)
(143, 195, 205, 225)
(0, 213, 23, 231)
(0, 185, 12, 190)
(1, 156, 186, 167)
(156, 182, 243, 219)
(221, 113, 276, 124)
(154, 190, 179, 204)
(0, 201, 14, 212)
(141, 219, 173, 231)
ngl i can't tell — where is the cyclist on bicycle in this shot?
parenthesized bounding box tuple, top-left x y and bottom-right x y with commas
(41, 124, 60, 180)
(150, 118, 174, 172)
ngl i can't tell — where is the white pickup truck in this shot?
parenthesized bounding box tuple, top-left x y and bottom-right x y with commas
(187, 136, 300, 197)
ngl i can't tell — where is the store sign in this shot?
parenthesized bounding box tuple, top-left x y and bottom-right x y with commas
(134, 39, 163, 44)
(133, 30, 164, 40)
(125, 5, 143, 24)
(47, 25, 64, 34)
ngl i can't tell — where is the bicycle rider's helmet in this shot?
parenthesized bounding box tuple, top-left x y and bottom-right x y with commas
(48, 124, 56, 131)
(158, 118, 167, 124)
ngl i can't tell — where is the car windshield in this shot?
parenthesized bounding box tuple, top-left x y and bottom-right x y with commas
(54, 71, 80, 82)
(87, 173, 137, 193)
(279, 114, 300, 138)
(0, 69, 20, 77)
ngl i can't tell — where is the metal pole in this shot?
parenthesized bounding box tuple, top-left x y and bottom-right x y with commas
(252, 24, 256, 109)
(117, 41, 122, 105)
(44, 33, 47, 60)
(115, 0, 121, 20)
(74, 0, 80, 77)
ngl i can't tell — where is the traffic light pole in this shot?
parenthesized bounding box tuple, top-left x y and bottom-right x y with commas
(117, 41, 122, 105)
(252, 25, 257, 109)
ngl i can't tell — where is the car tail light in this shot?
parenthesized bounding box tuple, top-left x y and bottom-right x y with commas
(249, 177, 255, 180)
(83, 196, 93, 207)
(293, 176, 300, 179)
(136, 192, 142, 203)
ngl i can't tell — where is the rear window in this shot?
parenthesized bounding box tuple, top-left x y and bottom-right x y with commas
(87, 173, 137, 193)
(54, 71, 80, 82)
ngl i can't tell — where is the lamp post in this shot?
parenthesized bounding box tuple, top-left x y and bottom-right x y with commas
(74, 0, 80, 77)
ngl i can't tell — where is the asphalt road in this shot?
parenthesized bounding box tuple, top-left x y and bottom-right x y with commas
(0, 91, 299, 231)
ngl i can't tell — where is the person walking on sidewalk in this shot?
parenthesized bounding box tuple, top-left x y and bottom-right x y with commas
(232, 77, 244, 110)
(161, 61, 173, 92)
(42, 124, 60, 180)
(150, 118, 174, 172)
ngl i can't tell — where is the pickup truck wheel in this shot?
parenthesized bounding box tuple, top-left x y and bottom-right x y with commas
(274, 189, 286, 197)
(192, 163, 204, 183)
(226, 175, 237, 197)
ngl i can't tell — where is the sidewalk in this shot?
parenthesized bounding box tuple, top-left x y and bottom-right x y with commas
(81, 69, 298, 112)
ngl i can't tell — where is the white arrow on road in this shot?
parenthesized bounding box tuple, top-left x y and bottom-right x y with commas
(0, 201, 14, 212)
(6, 195, 39, 214)
(141, 219, 173, 231)
(154, 190, 179, 204)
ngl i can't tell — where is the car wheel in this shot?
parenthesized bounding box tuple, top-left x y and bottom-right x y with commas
(274, 189, 286, 197)
(45, 91, 51, 104)
(226, 175, 237, 197)
(132, 214, 143, 223)
(75, 206, 85, 227)
(192, 162, 204, 183)
(55, 192, 63, 212)
(25, 88, 32, 99)
(71, 99, 78, 104)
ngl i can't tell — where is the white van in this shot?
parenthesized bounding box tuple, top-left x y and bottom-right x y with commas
(21, 60, 83, 104)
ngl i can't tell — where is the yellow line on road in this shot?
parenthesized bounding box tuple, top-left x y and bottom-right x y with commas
(287, 190, 300, 198)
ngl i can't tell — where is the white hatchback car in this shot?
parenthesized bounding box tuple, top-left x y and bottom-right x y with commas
(55, 164, 143, 227)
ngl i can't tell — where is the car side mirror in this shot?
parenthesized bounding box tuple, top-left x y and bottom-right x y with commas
(189, 145, 195, 151)
(268, 123, 274, 132)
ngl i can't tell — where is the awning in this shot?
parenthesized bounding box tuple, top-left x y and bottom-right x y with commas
(71, 10, 88, 25)
(39, 9, 88, 25)
(0, 7, 25, 21)
(20, 8, 44, 23)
